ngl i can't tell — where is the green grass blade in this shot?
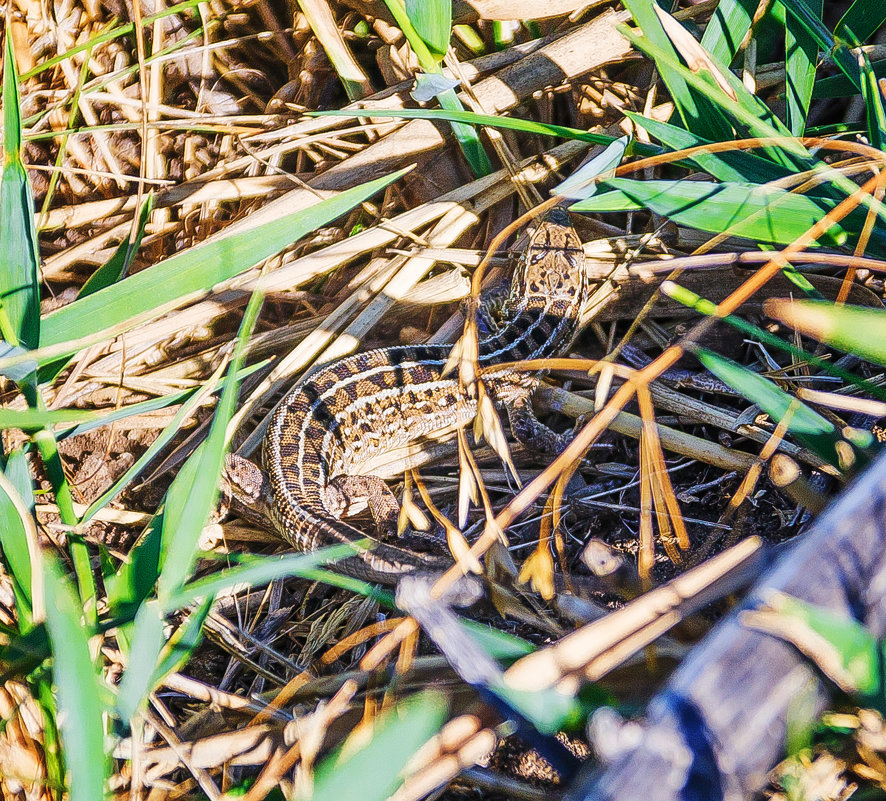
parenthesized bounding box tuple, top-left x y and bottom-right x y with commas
(461, 619, 535, 659)
(619, 25, 803, 165)
(490, 682, 588, 733)
(750, 593, 880, 698)
(0, 407, 107, 430)
(308, 107, 655, 151)
(39, 168, 410, 352)
(406, 0, 451, 60)
(765, 300, 886, 368)
(105, 516, 163, 651)
(161, 546, 359, 611)
(1, 37, 40, 349)
(784, 0, 821, 135)
(835, 0, 886, 43)
(573, 179, 847, 247)
(779, 0, 860, 90)
(0, 453, 35, 624)
(115, 599, 165, 722)
(80, 357, 229, 524)
(297, 0, 370, 101)
(569, 189, 642, 212)
(151, 597, 212, 680)
(623, 112, 792, 184)
(156, 289, 262, 599)
(381, 0, 436, 66)
(814, 59, 886, 98)
(42, 552, 107, 801)
(435, 88, 492, 176)
(699, 0, 756, 65)
(694, 348, 842, 468)
(157, 291, 263, 602)
(620, 21, 886, 219)
(0, 624, 51, 682)
(312, 691, 448, 801)
(381, 0, 489, 175)
(80, 194, 154, 295)
(662, 281, 886, 403)
(19, 0, 204, 81)
(622, 0, 734, 142)
(859, 49, 886, 152)
(554, 136, 628, 199)
(32, 427, 99, 623)
(60, 361, 266, 442)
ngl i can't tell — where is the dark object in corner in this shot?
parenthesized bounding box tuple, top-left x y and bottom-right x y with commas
(567, 448, 886, 801)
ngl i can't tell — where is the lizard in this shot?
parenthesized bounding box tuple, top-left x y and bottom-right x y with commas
(223, 206, 594, 585)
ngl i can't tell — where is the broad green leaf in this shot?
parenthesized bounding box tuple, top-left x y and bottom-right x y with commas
(764, 300, 886, 368)
(312, 691, 448, 801)
(1, 37, 40, 349)
(695, 348, 842, 467)
(783, 0, 820, 135)
(42, 553, 107, 801)
(39, 168, 410, 353)
(406, 0, 451, 59)
(573, 179, 847, 247)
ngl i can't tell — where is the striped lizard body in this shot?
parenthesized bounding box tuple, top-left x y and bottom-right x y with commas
(226, 207, 591, 584)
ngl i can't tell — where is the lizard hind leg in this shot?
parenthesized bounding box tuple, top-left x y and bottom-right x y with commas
(325, 475, 400, 539)
(506, 394, 614, 458)
(507, 395, 573, 455)
(325, 474, 446, 554)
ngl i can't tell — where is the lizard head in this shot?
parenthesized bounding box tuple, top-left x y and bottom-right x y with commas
(511, 206, 588, 308)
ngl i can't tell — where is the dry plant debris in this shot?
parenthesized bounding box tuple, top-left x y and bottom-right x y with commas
(2, 0, 886, 799)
